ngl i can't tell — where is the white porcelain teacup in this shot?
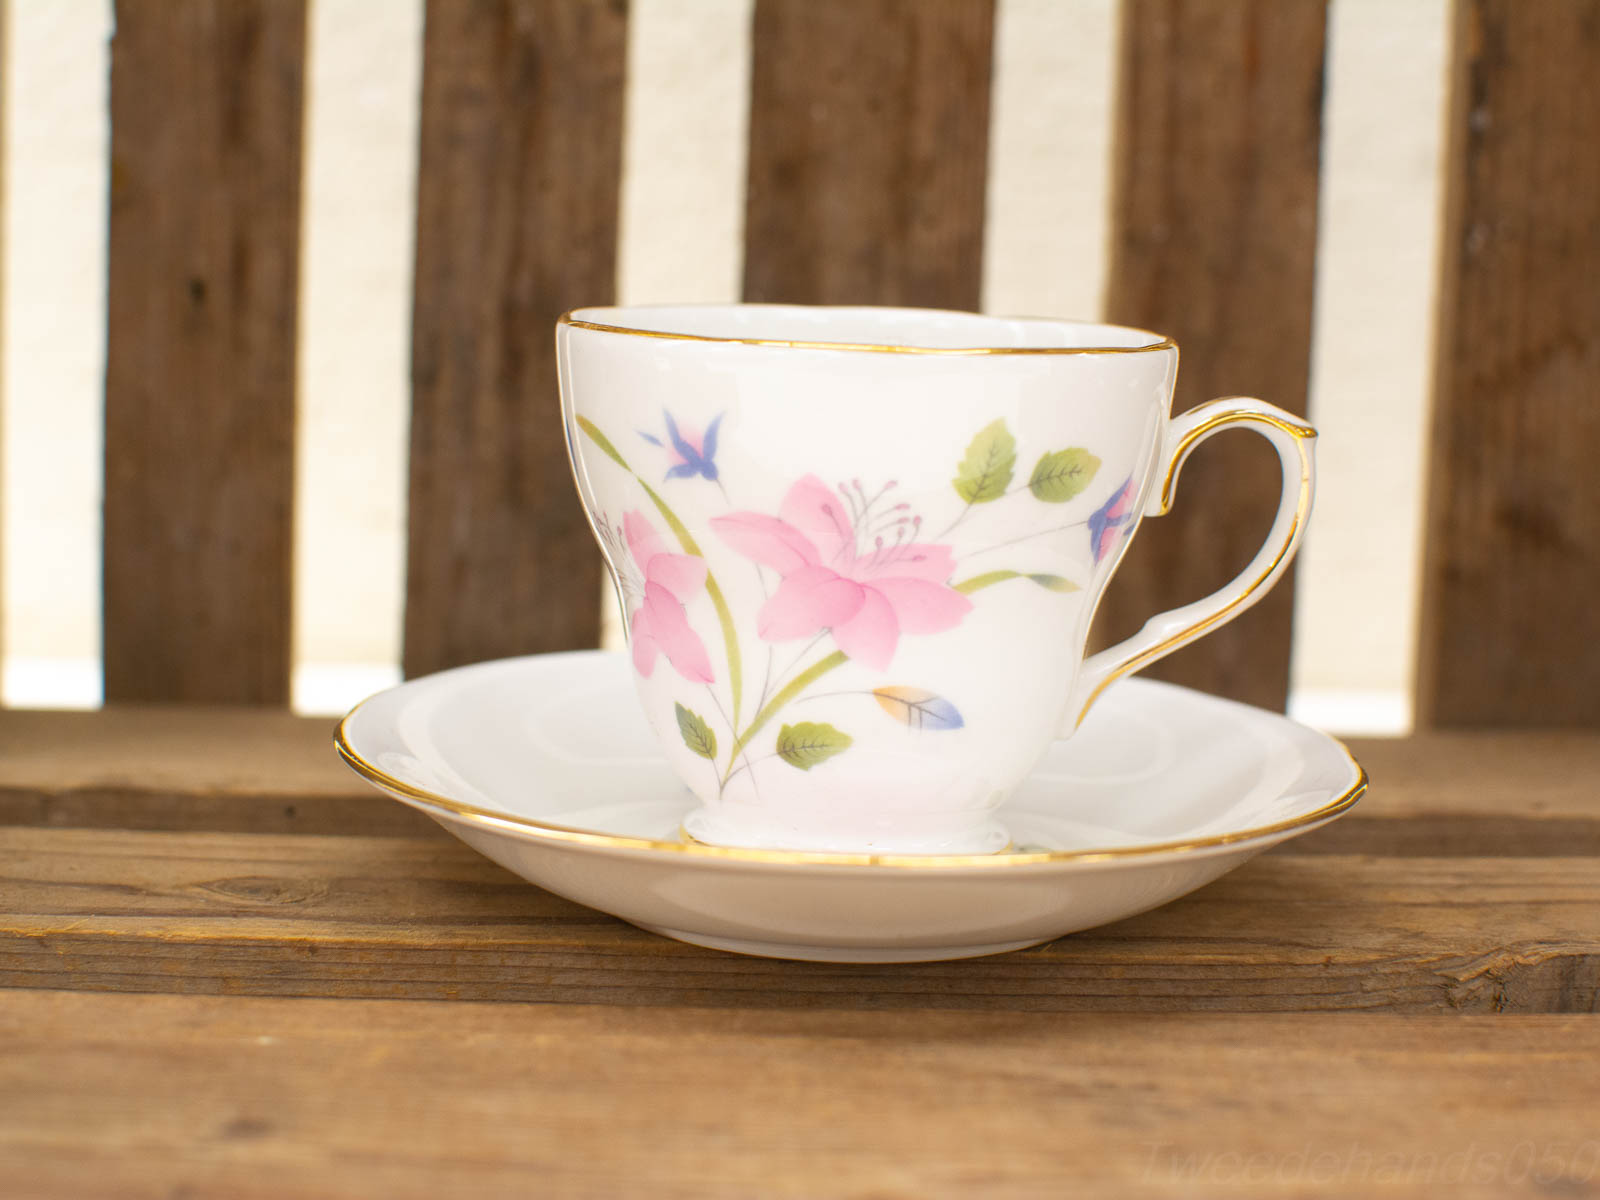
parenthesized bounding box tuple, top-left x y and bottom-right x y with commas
(559, 304, 1315, 855)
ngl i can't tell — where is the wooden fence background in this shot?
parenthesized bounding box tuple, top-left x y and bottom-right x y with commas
(7, 0, 1599, 726)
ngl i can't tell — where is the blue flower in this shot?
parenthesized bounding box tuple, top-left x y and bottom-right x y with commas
(642, 411, 722, 483)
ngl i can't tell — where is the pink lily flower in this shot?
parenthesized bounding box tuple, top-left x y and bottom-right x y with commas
(711, 475, 972, 670)
(624, 511, 714, 683)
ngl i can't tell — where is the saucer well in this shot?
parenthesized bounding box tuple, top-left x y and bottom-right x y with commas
(337, 651, 1365, 963)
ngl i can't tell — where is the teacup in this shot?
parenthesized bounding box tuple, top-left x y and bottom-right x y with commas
(558, 304, 1314, 855)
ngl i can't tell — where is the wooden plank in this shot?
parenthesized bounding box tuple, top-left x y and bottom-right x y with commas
(103, 0, 307, 704)
(2, 707, 1598, 850)
(4, 827, 1597, 1011)
(0, 0, 6, 669)
(0, 707, 430, 836)
(742, 0, 995, 308)
(0, 0, 6, 665)
(1099, 0, 1327, 711)
(1298, 731, 1600, 857)
(403, 0, 625, 677)
(1415, 0, 1600, 728)
(4, 993, 1598, 1199)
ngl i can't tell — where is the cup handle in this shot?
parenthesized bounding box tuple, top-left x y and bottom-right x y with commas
(1064, 396, 1318, 732)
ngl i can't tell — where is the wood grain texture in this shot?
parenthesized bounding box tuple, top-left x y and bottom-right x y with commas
(742, 0, 995, 308)
(1100, 0, 1327, 711)
(0, 707, 430, 836)
(0, 3, 6, 668)
(4, 994, 1599, 1200)
(103, 0, 306, 704)
(0, 2, 6, 658)
(1296, 731, 1600, 857)
(5, 826, 1597, 1012)
(1415, 0, 1600, 728)
(403, 0, 625, 677)
(2, 707, 1598, 850)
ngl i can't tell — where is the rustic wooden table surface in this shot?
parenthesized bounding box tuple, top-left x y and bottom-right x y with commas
(3, 709, 1597, 1198)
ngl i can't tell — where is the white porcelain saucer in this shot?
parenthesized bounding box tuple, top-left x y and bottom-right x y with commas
(336, 651, 1365, 963)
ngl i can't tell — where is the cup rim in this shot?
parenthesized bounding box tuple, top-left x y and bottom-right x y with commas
(560, 303, 1178, 357)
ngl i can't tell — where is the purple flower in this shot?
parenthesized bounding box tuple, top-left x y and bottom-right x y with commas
(1089, 478, 1136, 564)
(642, 411, 722, 483)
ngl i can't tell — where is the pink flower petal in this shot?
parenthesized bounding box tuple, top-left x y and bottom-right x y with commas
(641, 582, 715, 683)
(829, 586, 900, 670)
(623, 511, 667, 570)
(1105, 479, 1134, 520)
(629, 604, 659, 677)
(646, 551, 707, 600)
(779, 475, 856, 564)
(711, 512, 820, 575)
(867, 577, 974, 634)
(757, 565, 865, 642)
(853, 541, 957, 583)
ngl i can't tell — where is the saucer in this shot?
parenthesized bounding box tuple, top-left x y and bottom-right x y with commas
(336, 651, 1365, 963)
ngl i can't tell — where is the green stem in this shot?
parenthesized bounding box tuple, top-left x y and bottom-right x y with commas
(577, 417, 744, 725)
(718, 573, 1026, 784)
(934, 501, 974, 541)
(638, 480, 743, 726)
(720, 651, 846, 784)
(722, 750, 778, 789)
(966, 517, 1090, 559)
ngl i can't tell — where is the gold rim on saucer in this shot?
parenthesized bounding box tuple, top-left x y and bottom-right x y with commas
(675, 822, 1017, 856)
(334, 703, 1367, 870)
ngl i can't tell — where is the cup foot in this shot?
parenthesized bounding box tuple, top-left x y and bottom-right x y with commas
(681, 806, 1011, 856)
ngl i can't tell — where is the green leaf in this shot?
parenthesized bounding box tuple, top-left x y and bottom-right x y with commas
(775, 722, 853, 771)
(953, 569, 1019, 594)
(1028, 573, 1080, 593)
(675, 703, 717, 760)
(1028, 448, 1101, 503)
(576, 415, 631, 471)
(952, 420, 1016, 504)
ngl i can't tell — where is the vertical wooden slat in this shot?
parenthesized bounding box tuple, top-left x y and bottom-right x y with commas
(0, 0, 7, 676)
(1099, 0, 1327, 711)
(403, 0, 625, 678)
(104, 0, 306, 704)
(1415, 1, 1600, 728)
(742, 0, 995, 308)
